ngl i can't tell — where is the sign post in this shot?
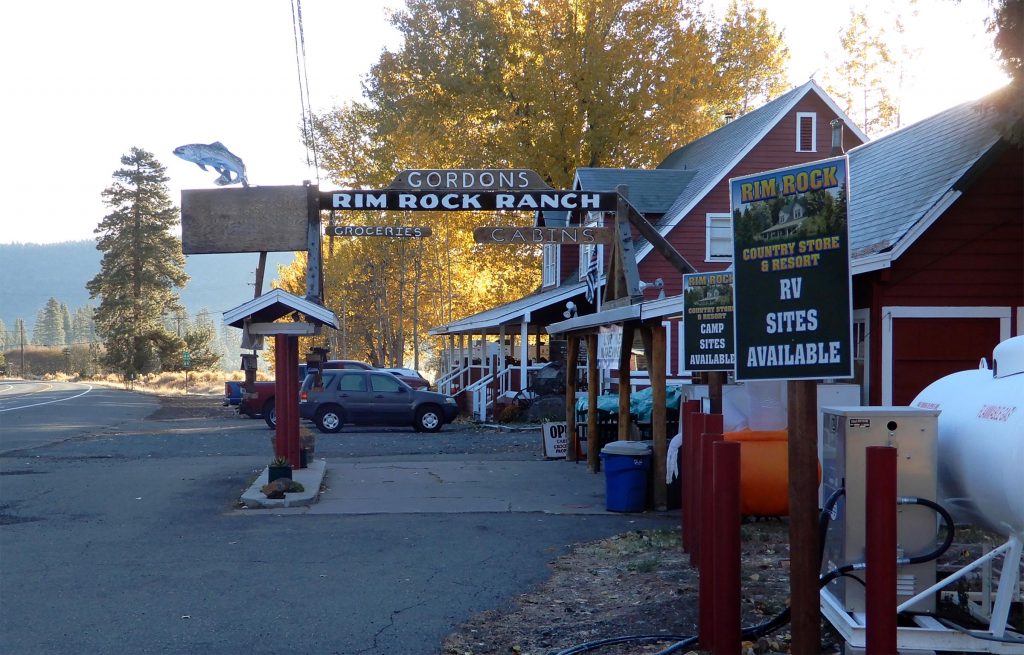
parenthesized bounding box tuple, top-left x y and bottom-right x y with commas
(183, 350, 190, 394)
(729, 156, 853, 655)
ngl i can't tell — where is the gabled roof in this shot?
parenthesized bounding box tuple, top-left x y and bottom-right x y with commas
(635, 79, 867, 261)
(540, 168, 696, 226)
(223, 288, 340, 329)
(847, 95, 1005, 274)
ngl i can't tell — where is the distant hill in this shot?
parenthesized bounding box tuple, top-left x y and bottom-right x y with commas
(0, 241, 296, 332)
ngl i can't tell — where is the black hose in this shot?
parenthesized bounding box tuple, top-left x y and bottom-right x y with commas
(896, 496, 955, 565)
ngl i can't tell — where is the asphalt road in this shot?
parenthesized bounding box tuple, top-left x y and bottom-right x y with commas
(0, 388, 672, 654)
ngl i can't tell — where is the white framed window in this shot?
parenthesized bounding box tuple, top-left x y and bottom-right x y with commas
(542, 244, 559, 287)
(705, 213, 733, 262)
(796, 112, 816, 152)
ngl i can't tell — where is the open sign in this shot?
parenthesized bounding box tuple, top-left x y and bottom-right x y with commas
(541, 421, 568, 459)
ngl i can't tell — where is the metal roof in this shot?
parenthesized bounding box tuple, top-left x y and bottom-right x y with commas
(638, 80, 867, 261)
(428, 280, 588, 336)
(539, 168, 696, 226)
(847, 96, 1004, 273)
(222, 288, 340, 329)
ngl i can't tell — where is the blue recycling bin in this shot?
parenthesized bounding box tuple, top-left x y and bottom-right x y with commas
(600, 441, 652, 512)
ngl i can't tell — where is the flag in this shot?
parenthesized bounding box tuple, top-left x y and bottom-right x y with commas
(584, 245, 599, 304)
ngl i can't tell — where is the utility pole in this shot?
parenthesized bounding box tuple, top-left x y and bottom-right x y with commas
(20, 321, 26, 378)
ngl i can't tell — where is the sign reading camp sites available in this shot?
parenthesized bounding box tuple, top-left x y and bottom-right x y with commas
(683, 272, 735, 371)
(730, 156, 853, 381)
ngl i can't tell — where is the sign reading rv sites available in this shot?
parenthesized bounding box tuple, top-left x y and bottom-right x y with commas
(730, 156, 853, 381)
(683, 272, 735, 371)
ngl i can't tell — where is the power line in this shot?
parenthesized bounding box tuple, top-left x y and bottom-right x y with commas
(290, 0, 321, 183)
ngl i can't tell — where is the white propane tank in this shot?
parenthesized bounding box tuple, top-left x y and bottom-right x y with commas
(912, 335, 1024, 539)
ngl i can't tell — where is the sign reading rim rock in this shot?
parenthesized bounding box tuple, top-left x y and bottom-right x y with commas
(730, 156, 853, 381)
(683, 272, 735, 371)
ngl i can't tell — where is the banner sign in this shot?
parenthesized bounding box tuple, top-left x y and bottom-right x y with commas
(323, 190, 618, 212)
(388, 169, 551, 191)
(473, 226, 614, 245)
(730, 156, 853, 381)
(597, 325, 622, 370)
(329, 225, 432, 238)
(682, 272, 735, 371)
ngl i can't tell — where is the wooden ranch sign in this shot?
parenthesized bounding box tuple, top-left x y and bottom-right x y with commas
(322, 189, 617, 212)
(473, 226, 613, 245)
(329, 225, 432, 238)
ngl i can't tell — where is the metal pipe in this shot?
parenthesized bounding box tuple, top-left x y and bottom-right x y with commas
(712, 440, 741, 654)
(895, 538, 1015, 614)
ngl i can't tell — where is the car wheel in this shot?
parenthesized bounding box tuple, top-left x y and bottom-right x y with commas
(262, 399, 276, 429)
(315, 405, 344, 433)
(415, 405, 443, 433)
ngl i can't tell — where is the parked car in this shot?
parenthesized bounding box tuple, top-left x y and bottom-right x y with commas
(378, 367, 431, 390)
(224, 380, 244, 406)
(299, 369, 458, 433)
(240, 360, 375, 428)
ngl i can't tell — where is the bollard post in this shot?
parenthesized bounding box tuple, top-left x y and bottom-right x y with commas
(683, 405, 704, 557)
(698, 430, 723, 651)
(712, 440, 741, 654)
(274, 337, 289, 459)
(866, 446, 898, 654)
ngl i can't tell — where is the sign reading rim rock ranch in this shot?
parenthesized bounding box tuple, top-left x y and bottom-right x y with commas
(683, 272, 735, 371)
(730, 156, 853, 381)
(323, 190, 617, 212)
(473, 226, 614, 245)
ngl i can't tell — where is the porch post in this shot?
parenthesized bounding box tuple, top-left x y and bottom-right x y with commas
(618, 322, 635, 441)
(566, 335, 579, 461)
(651, 323, 667, 510)
(520, 319, 529, 392)
(587, 333, 599, 471)
(498, 324, 507, 396)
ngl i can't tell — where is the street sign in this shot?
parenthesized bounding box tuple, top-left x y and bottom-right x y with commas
(323, 190, 618, 212)
(183, 351, 191, 368)
(730, 156, 853, 381)
(329, 225, 432, 238)
(473, 226, 614, 245)
(682, 272, 735, 371)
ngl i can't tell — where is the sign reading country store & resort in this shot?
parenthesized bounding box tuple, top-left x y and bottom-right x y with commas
(730, 156, 853, 381)
(683, 272, 735, 371)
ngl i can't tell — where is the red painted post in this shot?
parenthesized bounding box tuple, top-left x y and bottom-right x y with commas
(685, 409, 707, 561)
(274, 337, 288, 459)
(698, 430, 723, 651)
(866, 446, 898, 654)
(681, 400, 701, 553)
(712, 440, 741, 654)
(286, 336, 301, 468)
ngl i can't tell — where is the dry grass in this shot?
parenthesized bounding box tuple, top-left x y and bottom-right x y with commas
(51, 370, 269, 396)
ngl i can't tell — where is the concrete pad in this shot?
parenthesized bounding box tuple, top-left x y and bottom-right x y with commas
(309, 458, 614, 515)
(239, 458, 327, 509)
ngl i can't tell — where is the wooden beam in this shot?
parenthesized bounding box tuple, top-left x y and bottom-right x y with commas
(650, 323, 667, 510)
(587, 334, 600, 472)
(620, 195, 696, 275)
(788, 379, 821, 655)
(247, 322, 320, 336)
(566, 336, 579, 461)
(618, 323, 635, 441)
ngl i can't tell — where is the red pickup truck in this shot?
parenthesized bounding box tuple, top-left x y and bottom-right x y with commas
(233, 360, 428, 428)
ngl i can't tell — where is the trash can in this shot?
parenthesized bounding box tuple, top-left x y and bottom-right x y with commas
(600, 441, 652, 512)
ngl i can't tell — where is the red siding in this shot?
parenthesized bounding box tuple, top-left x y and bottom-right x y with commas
(640, 93, 865, 293)
(856, 144, 1024, 404)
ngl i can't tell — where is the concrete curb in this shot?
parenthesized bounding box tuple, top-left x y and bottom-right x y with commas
(240, 458, 327, 509)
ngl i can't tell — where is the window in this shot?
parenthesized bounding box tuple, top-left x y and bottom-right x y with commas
(370, 373, 402, 392)
(542, 244, 558, 287)
(705, 213, 733, 262)
(578, 212, 605, 281)
(338, 373, 367, 392)
(796, 112, 816, 152)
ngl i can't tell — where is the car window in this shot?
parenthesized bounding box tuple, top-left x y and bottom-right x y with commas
(370, 373, 402, 393)
(337, 373, 367, 392)
(321, 372, 338, 389)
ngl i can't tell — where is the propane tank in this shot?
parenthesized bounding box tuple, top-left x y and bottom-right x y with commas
(912, 335, 1024, 539)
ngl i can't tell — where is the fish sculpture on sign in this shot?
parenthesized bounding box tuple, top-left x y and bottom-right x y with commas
(173, 141, 248, 187)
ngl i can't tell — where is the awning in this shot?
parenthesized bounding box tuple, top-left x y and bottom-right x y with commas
(429, 281, 588, 336)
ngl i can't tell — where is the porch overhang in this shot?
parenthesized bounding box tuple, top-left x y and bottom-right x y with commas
(546, 294, 683, 335)
(429, 281, 588, 336)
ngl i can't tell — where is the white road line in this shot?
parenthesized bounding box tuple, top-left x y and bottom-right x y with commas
(0, 384, 15, 394)
(0, 384, 93, 412)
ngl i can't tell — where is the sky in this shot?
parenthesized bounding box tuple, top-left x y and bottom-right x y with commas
(1, 0, 1009, 245)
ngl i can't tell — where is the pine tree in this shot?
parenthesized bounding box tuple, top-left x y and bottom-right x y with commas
(33, 297, 66, 346)
(824, 10, 900, 136)
(86, 147, 188, 381)
(61, 303, 73, 345)
(71, 305, 96, 345)
(0, 318, 7, 351)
